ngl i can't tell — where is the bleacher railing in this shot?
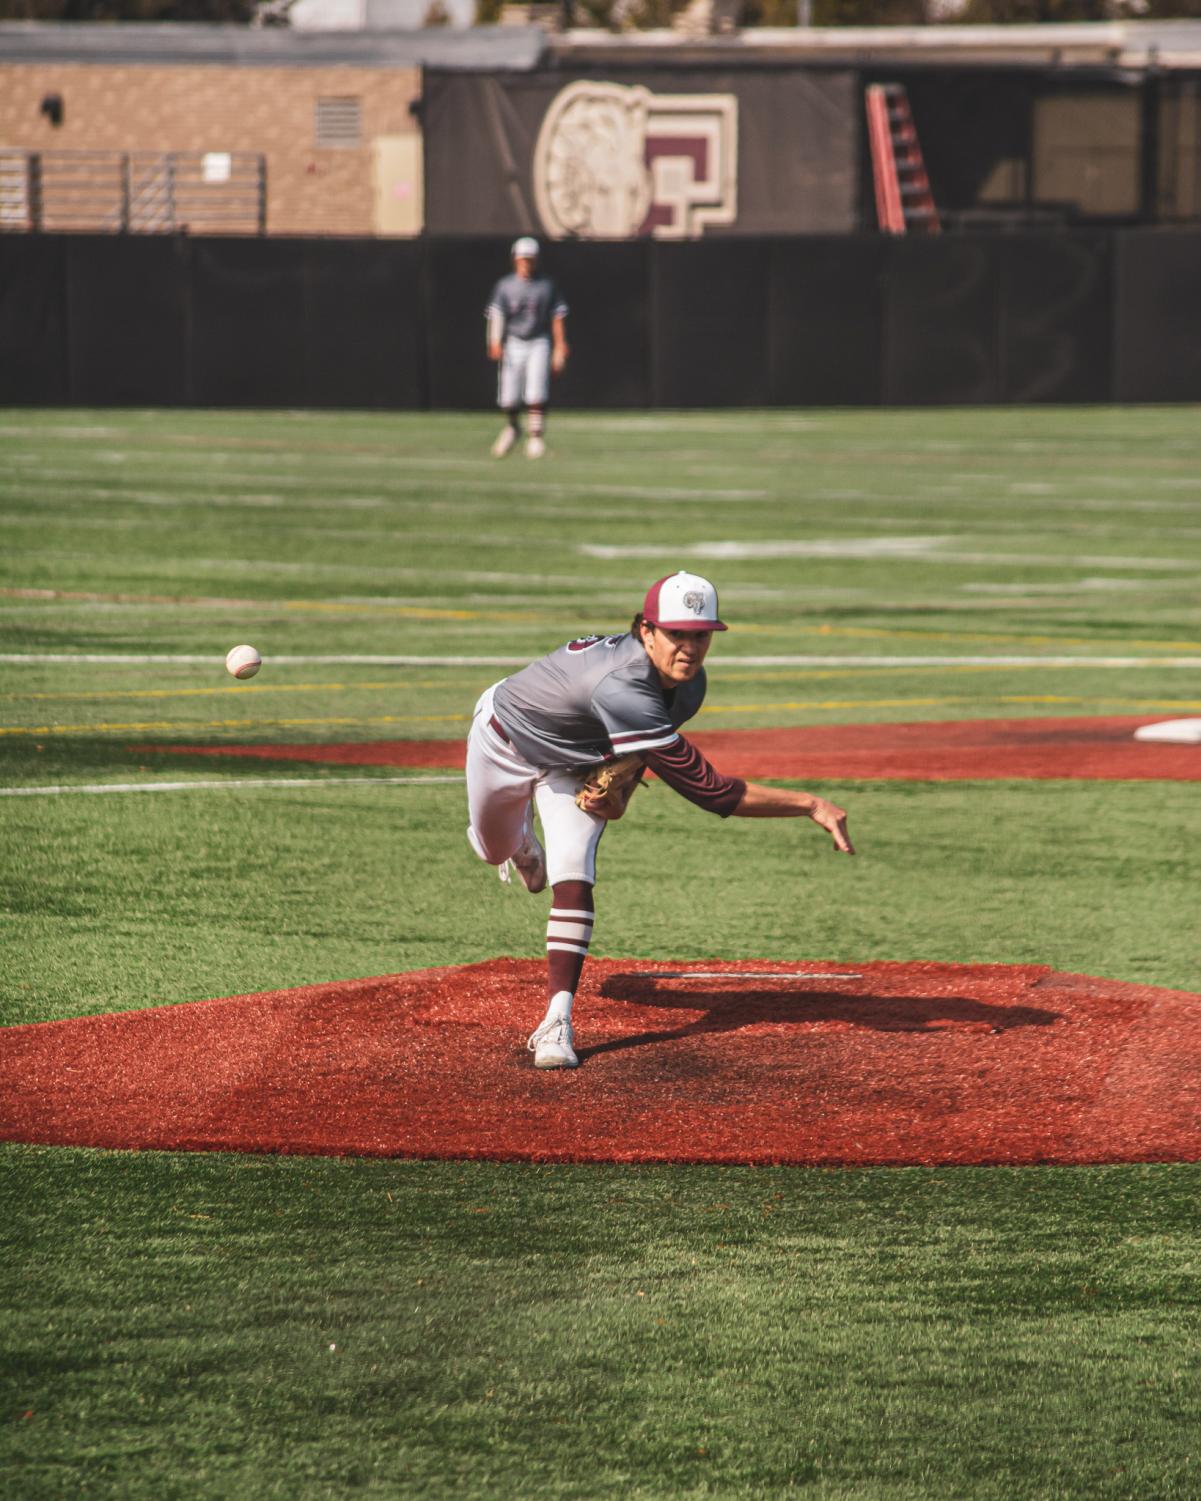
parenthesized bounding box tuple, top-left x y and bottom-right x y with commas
(0, 151, 266, 234)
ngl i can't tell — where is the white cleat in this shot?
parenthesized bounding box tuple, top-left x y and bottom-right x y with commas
(527, 1017, 578, 1069)
(498, 830, 546, 894)
(525, 435, 545, 459)
(492, 425, 518, 458)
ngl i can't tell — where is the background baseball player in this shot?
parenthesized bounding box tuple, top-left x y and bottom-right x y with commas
(485, 236, 568, 460)
(465, 570, 854, 1070)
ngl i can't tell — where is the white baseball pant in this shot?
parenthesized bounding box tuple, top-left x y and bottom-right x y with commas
(466, 684, 606, 886)
(497, 336, 551, 410)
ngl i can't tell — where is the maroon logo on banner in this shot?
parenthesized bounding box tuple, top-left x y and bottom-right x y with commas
(533, 81, 738, 241)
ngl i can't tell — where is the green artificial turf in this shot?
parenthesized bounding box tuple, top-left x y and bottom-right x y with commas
(3, 406, 1201, 669)
(3, 1149, 1200, 1501)
(1, 775, 1198, 1027)
(2, 407, 1200, 1498)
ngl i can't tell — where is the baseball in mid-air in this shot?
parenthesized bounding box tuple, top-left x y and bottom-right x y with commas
(225, 644, 262, 680)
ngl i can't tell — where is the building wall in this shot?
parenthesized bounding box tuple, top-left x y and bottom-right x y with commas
(0, 62, 422, 236)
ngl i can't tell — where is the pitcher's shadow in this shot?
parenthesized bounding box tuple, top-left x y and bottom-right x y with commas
(579, 974, 1061, 1062)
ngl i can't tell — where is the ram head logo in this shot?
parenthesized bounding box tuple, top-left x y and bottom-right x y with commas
(533, 81, 738, 241)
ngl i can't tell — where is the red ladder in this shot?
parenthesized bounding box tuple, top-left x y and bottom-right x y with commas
(865, 83, 940, 236)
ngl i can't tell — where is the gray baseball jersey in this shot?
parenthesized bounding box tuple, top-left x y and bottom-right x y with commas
(486, 274, 568, 342)
(492, 632, 706, 770)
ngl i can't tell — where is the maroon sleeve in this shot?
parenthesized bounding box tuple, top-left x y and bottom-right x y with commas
(644, 734, 746, 817)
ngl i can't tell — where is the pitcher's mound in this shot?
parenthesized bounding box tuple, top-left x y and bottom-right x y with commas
(2, 960, 1198, 1166)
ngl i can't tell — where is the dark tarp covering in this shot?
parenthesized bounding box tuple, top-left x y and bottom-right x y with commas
(1115, 228, 1201, 402)
(423, 68, 858, 237)
(0, 235, 68, 403)
(2, 230, 1171, 409)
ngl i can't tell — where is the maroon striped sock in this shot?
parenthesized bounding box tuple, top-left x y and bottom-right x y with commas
(546, 880, 593, 1001)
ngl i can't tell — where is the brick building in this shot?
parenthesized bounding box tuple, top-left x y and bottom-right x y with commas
(0, 24, 544, 236)
(2, 19, 1199, 237)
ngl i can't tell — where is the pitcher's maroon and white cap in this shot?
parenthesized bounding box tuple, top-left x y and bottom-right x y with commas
(642, 570, 727, 632)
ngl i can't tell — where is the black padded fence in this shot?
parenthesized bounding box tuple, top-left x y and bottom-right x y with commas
(650, 241, 774, 409)
(549, 240, 651, 412)
(423, 237, 512, 410)
(302, 238, 424, 410)
(1114, 229, 1201, 404)
(1, 230, 1198, 409)
(190, 239, 309, 409)
(66, 234, 192, 407)
(883, 236, 999, 405)
(996, 231, 1113, 405)
(768, 238, 888, 408)
(0, 235, 70, 405)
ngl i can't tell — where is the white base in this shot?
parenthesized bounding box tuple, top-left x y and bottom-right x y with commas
(1134, 718, 1201, 745)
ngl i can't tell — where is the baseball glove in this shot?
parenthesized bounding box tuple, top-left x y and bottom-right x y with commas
(575, 753, 647, 821)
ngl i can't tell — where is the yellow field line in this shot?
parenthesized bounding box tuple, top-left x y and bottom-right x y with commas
(5, 697, 1201, 737)
(0, 588, 545, 625)
(0, 713, 469, 738)
(0, 681, 442, 704)
(808, 623, 1201, 652)
(9, 661, 1188, 707)
(0, 665, 1019, 703)
(280, 601, 546, 623)
(717, 663, 1142, 683)
(697, 695, 1201, 716)
(6, 588, 1200, 651)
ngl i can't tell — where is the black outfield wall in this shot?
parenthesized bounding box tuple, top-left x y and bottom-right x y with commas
(1, 230, 1197, 408)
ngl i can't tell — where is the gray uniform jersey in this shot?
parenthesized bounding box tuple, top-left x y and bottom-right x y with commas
(492, 632, 705, 770)
(486, 274, 568, 342)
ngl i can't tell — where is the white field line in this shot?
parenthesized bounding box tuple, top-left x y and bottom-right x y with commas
(644, 972, 863, 981)
(0, 576, 847, 604)
(580, 539, 1201, 570)
(934, 552, 1200, 572)
(4, 654, 1201, 669)
(0, 415, 809, 441)
(585, 537, 951, 560)
(0, 776, 465, 798)
(963, 580, 1154, 594)
(552, 416, 830, 432)
(711, 655, 1201, 668)
(2, 596, 1193, 623)
(0, 555, 675, 590)
(11, 447, 1195, 505)
(0, 653, 529, 666)
(4, 472, 770, 504)
(0, 424, 123, 438)
(9, 493, 1201, 535)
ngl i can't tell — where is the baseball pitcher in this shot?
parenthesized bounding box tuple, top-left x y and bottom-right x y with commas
(485, 236, 568, 460)
(465, 571, 854, 1070)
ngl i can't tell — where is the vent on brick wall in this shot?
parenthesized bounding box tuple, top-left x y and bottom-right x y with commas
(315, 97, 362, 149)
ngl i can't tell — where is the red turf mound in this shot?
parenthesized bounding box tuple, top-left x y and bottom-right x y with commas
(143, 716, 1201, 781)
(2, 960, 1197, 1166)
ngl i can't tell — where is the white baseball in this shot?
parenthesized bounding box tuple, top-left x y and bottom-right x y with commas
(225, 644, 262, 680)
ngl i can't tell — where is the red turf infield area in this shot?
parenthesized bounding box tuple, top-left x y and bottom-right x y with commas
(146, 715, 1201, 781)
(2, 960, 1198, 1166)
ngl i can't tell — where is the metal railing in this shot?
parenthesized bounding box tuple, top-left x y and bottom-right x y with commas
(0, 151, 266, 234)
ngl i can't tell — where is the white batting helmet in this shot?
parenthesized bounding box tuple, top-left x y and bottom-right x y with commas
(511, 236, 540, 259)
